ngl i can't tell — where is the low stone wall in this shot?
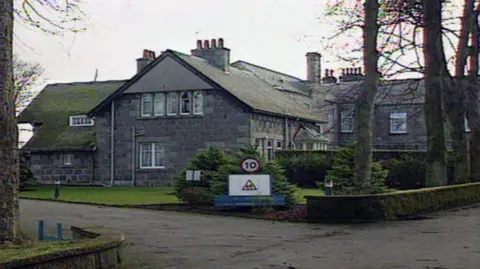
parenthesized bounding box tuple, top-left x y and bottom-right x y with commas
(1, 226, 125, 269)
(306, 182, 480, 223)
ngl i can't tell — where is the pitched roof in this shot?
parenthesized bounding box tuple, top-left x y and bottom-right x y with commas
(18, 80, 126, 151)
(90, 50, 322, 122)
(323, 79, 424, 105)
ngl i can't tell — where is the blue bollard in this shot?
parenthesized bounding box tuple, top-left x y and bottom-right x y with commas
(324, 180, 333, 196)
(56, 223, 63, 240)
(38, 220, 45, 241)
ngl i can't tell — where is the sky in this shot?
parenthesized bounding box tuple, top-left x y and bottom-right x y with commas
(14, 0, 342, 86)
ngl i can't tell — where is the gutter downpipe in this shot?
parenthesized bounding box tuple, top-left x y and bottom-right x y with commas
(131, 126, 136, 187)
(284, 105, 289, 149)
(110, 100, 115, 186)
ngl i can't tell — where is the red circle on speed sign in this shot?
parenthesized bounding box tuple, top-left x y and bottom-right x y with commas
(240, 157, 261, 173)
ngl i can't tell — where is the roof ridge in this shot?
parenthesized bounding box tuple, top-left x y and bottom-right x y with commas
(47, 79, 128, 87)
(232, 60, 304, 81)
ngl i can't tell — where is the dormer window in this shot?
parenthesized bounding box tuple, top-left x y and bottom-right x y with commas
(69, 115, 94, 126)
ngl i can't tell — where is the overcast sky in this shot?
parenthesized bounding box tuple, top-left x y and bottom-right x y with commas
(14, 0, 343, 85)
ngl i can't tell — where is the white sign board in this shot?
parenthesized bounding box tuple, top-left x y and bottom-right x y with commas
(228, 174, 271, 196)
(186, 170, 201, 181)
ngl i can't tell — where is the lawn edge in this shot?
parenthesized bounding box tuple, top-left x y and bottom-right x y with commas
(19, 197, 308, 223)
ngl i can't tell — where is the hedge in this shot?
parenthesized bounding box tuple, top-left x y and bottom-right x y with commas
(275, 150, 456, 189)
(306, 182, 480, 223)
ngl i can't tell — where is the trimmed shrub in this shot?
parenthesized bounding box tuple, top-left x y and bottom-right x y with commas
(275, 152, 330, 188)
(174, 146, 298, 206)
(20, 153, 36, 191)
(324, 144, 389, 194)
(380, 153, 426, 190)
(306, 182, 480, 222)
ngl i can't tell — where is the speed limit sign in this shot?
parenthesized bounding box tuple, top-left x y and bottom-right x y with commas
(240, 157, 261, 173)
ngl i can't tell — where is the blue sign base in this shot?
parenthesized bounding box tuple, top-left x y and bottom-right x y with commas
(214, 195, 286, 207)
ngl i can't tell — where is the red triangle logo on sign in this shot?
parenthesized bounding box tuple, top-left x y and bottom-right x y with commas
(242, 180, 257, 191)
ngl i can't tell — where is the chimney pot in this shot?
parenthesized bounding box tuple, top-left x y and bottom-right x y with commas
(211, 39, 217, 48)
(196, 40, 203, 49)
(358, 67, 362, 75)
(218, 38, 224, 48)
(204, 40, 210, 49)
(330, 69, 334, 77)
(325, 69, 329, 77)
(341, 68, 345, 76)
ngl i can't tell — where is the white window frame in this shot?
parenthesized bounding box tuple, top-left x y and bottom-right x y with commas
(180, 91, 193, 115)
(154, 93, 165, 116)
(255, 138, 264, 156)
(64, 154, 73, 166)
(465, 117, 471, 132)
(276, 140, 283, 151)
(139, 142, 165, 169)
(167, 92, 179, 116)
(266, 139, 274, 160)
(141, 93, 153, 117)
(193, 91, 204, 115)
(340, 111, 354, 133)
(390, 112, 408, 134)
(69, 115, 95, 127)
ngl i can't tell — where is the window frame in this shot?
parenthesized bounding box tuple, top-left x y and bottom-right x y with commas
(63, 154, 73, 166)
(139, 142, 165, 169)
(167, 92, 179, 116)
(141, 93, 154, 117)
(193, 91, 204, 115)
(465, 117, 471, 132)
(255, 138, 264, 156)
(266, 139, 274, 161)
(327, 109, 335, 128)
(340, 110, 354, 133)
(389, 112, 408, 134)
(180, 91, 193, 115)
(69, 115, 95, 127)
(153, 93, 166, 116)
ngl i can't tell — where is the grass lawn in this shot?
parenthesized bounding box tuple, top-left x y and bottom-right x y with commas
(20, 187, 180, 205)
(20, 186, 324, 205)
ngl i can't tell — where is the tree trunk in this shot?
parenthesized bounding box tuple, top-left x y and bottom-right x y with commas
(422, 0, 448, 186)
(0, 0, 20, 243)
(445, 0, 475, 184)
(353, 0, 379, 189)
(467, 3, 480, 181)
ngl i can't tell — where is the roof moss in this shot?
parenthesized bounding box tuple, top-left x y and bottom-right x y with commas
(19, 80, 126, 151)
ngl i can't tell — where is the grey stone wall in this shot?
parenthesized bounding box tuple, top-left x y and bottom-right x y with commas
(94, 89, 251, 186)
(29, 151, 93, 184)
(336, 103, 427, 150)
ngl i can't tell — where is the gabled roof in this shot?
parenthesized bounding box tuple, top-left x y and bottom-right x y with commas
(18, 80, 126, 151)
(89, 50, 322, 122)
(323, 79, 424, 105)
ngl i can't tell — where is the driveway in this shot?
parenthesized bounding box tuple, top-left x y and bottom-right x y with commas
(20, 200, 480, 269)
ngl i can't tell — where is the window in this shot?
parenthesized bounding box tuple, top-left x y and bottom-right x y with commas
(390, 112, 407, 134)
(180, 92, 192, 115)
(167, 93, 178, 115)
(328, 109, 335, 128)
(266, 139, 274, 161)
(340, 110, 354, 133)
(465, 117, 471, 132)
(69, 115, 94, 127)
(193, 91, 203, 115)
(64, 154, 73, 166)
(141, 94, 153, 117)
(255, 138, 264, 156)
(154, 93, 165, 116)
(140, 143, 165, 168)
(276, 140, 283, 151)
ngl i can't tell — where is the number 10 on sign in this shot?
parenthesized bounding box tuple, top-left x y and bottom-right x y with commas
(240, 158, 261, 173)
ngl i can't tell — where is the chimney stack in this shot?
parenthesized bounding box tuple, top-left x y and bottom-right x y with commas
(339, 65, 364, 82)
(306, 52, 322, 83)
(136, 49, 156, 73)
(191, 38, 231, 71)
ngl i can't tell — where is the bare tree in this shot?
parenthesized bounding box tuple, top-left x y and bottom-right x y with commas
(353, 0, 380, 188)
(14, 55, 44, 112)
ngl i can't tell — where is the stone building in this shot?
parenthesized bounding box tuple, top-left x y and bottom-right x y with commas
(19, 38, 329, 186)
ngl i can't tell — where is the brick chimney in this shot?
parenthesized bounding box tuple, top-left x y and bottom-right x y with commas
(191, 38, 230, 71)
(136, 49, 156, 73)
(306, 52, 322, 83)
